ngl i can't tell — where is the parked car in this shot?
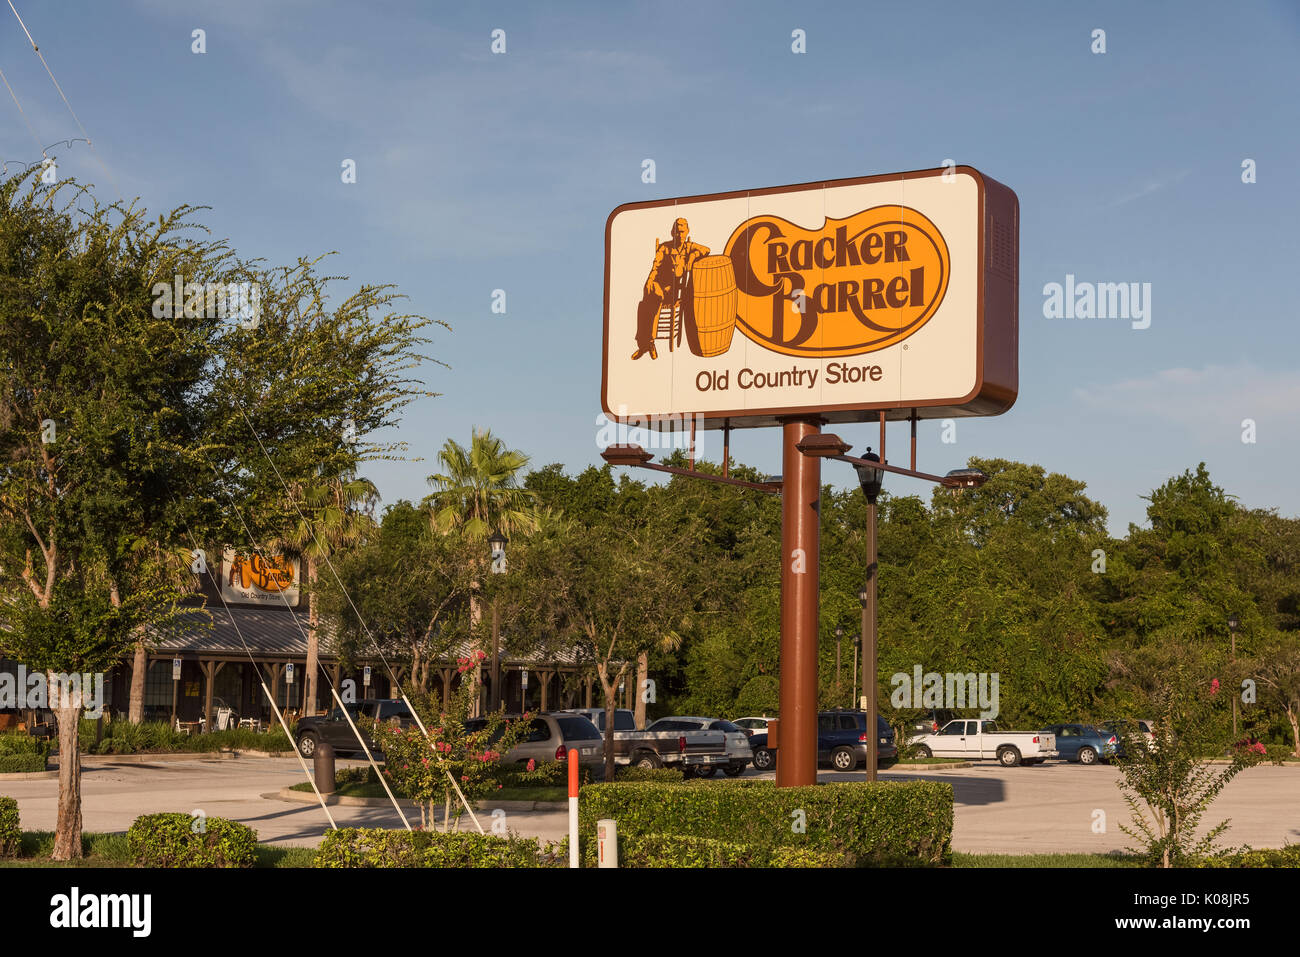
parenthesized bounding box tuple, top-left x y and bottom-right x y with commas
(731, 716, 772, 737)
(548, 712, 731, 770)
(465, 712, 606, 770)
(645, 717, 752, 776)
(909, 719, 1057, 767)
(900, 709, 958, 739)
(1041, 723, 1118, 765)
(1096, 718, 1157, 755)
(561, 707, 638, 733)
(296, 698, 416, 758)
(748, 711, 897, 772)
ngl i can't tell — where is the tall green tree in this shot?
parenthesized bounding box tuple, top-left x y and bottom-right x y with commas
(319, 500, 478, 697)
(210, 254, 441, 721)
(0, 175, 226, 857)
(424, 429, 538, 713)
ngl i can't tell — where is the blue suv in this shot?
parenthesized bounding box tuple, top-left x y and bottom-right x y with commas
(749, 710, 897, 772)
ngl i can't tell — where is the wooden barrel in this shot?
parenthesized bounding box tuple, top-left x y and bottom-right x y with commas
(691, 255, 738, 357)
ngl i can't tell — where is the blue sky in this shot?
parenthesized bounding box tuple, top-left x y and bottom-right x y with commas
(3, 0, 1297, 534)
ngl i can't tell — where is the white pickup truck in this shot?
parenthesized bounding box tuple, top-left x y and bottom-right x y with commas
(910, 719, 1057, 767)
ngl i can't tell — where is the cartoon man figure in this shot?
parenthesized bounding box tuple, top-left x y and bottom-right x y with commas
(632, 218, 710, 360)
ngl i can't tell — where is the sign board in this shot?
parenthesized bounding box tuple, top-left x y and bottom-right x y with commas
(363, 666, 371, 687)
(285, 663, 294, 685)
(172, 658, 182, 681)
(602, 166, 1018, 430)
(220, 547, 300, 607)
(521, 670, 529, 689)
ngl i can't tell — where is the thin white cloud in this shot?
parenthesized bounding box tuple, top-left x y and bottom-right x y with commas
(1107, 168, 1193, 207)
(1073, 363, 1300, 433)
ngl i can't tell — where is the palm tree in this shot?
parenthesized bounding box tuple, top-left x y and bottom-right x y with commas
(424, 429, 539, 541)
(424, 429, 538, 714)
(280, 469, 379, 716)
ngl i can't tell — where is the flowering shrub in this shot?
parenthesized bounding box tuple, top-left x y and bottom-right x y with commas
(372, 662, 529, 832)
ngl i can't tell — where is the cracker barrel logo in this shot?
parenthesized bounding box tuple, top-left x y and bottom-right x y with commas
(726, 205, 949, 358)
(629, 205, 950, 362)
(227, 552, 295, 592)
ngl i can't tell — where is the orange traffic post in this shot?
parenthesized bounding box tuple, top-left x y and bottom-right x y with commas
(777, 417, 821, 787)
(568, 748, 580, 868)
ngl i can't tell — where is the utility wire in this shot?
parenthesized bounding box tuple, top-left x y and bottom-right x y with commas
(7, 0, 121, 199)
(0, 60, 45, 157)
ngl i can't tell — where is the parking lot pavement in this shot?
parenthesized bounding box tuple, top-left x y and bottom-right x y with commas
(4, 757, 1298, 854)
(0, 757, 570, 848)
(751, 761, 1300, 854)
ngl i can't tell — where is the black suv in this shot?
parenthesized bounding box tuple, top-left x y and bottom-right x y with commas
(295, 699, 415, 757)
(749, 710, 897, 772)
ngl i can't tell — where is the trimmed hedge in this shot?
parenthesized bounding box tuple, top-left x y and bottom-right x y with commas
(619, 833, 844, 868)
(577, 779, 953, 867)
(0, 797, 18, 858)
(614, 766, 685, 784)
(126, 812, 258, 868)
(0, 754, 47, 773)
(0, 734, 50, 773)
(80, 720, 291, 755)
(1191, 846, 1300, 868)
(314, 827, 559, 868)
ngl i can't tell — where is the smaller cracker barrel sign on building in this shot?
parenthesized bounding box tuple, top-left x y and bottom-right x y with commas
(220, 548, 300, 607)
(602, 166, 1019, 429)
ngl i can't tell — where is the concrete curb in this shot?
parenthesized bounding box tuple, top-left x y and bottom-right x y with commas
(45, 749, 298, 768)
(272, 786, 566, 812)
(889, 762, 972, 770)
(0, 769, 59, 780)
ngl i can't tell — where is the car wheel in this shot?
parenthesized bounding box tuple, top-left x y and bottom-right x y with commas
(832, 747, 857, 772)
(997, 746, 1021, 767)
(297, 732, 318, 758)
(752, 747, 775, 771)
(914, 745, 932, 759)
(632, 751, 661, 770)
(694, 766, 717, 778)
(1078, 747, 1098, 765)
(723, 763, 745, 777)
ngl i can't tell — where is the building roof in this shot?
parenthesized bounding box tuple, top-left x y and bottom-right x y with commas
(150, 605, 598, 667)
(151, 605, 328, 659)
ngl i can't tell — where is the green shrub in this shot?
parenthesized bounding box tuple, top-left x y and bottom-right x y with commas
(313, 827, 557, 868)
(0, 797, 18, 857)
(74, 720, 292, 756)
(578, 779, 952, 867)
(1190, 845, 1300, 868)
(614, 765, 685, 783)
(127, 812, 258, 867)
(0, 754, 47, 773)
(0, 733, 51, 761)
(1265, 744, 1296, 766)
(618, 832, 844, 867)
(492, 760, 591, 789)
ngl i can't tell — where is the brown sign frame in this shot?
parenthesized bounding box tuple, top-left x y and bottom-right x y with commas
(600, 165, 1018, 430)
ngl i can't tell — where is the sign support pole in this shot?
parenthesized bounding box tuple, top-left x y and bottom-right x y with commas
(776, 417, 821, 788)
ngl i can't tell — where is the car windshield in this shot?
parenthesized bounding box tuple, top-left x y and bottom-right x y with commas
(711, 720, 741, 733)
(554, 716, 602, 741)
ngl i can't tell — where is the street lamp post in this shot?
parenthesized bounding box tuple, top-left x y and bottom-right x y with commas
(835, 625, 844, 707)
(489, 532, 508, 713)
(854, 449, 884, 782)
(1228, 614, 1240, 738)
(851, 633, 860, 710)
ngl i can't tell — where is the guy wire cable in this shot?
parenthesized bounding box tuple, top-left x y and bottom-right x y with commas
(187, 447, 414, 831)
(228, 397, 487, 834)
(7, 0, 122, 200)
(155, 477, 341, 831)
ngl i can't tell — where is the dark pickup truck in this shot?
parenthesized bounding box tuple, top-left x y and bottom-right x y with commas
(295, 699, 416, 758)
